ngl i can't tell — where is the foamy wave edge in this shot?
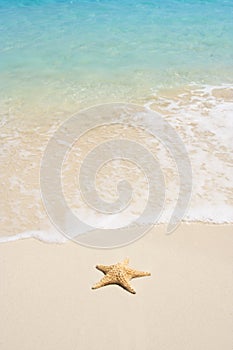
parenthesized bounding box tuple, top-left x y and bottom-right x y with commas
(0, 217, 232, 244)
(0, 230, 68, 244)
(1, 83, 232, 244)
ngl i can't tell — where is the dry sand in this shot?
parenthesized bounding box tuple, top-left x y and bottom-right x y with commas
(0, 223, 232, 350)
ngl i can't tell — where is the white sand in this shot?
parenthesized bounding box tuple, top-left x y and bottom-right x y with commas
(0, 224, 232, 350)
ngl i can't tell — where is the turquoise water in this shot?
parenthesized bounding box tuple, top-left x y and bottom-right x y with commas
(0, 0, 233, 107)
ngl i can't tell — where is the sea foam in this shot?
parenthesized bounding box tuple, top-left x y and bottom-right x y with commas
(0, 84, 232, 244)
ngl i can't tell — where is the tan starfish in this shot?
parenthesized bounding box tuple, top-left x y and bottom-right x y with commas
(92, 258, 151, 294)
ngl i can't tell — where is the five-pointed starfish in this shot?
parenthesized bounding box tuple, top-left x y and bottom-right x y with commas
(92, 258, 151, 294)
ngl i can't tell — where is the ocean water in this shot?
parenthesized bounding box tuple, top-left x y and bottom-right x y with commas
(0, 0, 233, 244)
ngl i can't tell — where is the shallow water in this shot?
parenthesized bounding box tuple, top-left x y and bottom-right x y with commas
(0, 0, 233, 243)
(1, 0, 233, 111)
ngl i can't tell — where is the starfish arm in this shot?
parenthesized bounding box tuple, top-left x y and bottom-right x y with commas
(96, 264, 112, 274)
(123, 258, 129, 265)
(92, 275, 114, 290)
(119, 275, 136, 294)
(128, 269, 151, 279)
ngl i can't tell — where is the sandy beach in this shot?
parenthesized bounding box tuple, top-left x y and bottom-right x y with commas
(1, 223, 232, 350)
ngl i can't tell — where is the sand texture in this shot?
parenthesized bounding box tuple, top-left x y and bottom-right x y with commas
(0, 224, 232, 350)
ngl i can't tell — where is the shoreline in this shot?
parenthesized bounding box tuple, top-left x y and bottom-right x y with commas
(1, 221, 233, 244)
(1, 223, 232, 349)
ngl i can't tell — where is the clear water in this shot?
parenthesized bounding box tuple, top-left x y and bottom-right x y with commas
(1, 0, 233, 107)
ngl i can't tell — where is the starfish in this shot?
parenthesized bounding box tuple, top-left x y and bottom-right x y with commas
(92, 258, 151, 294)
